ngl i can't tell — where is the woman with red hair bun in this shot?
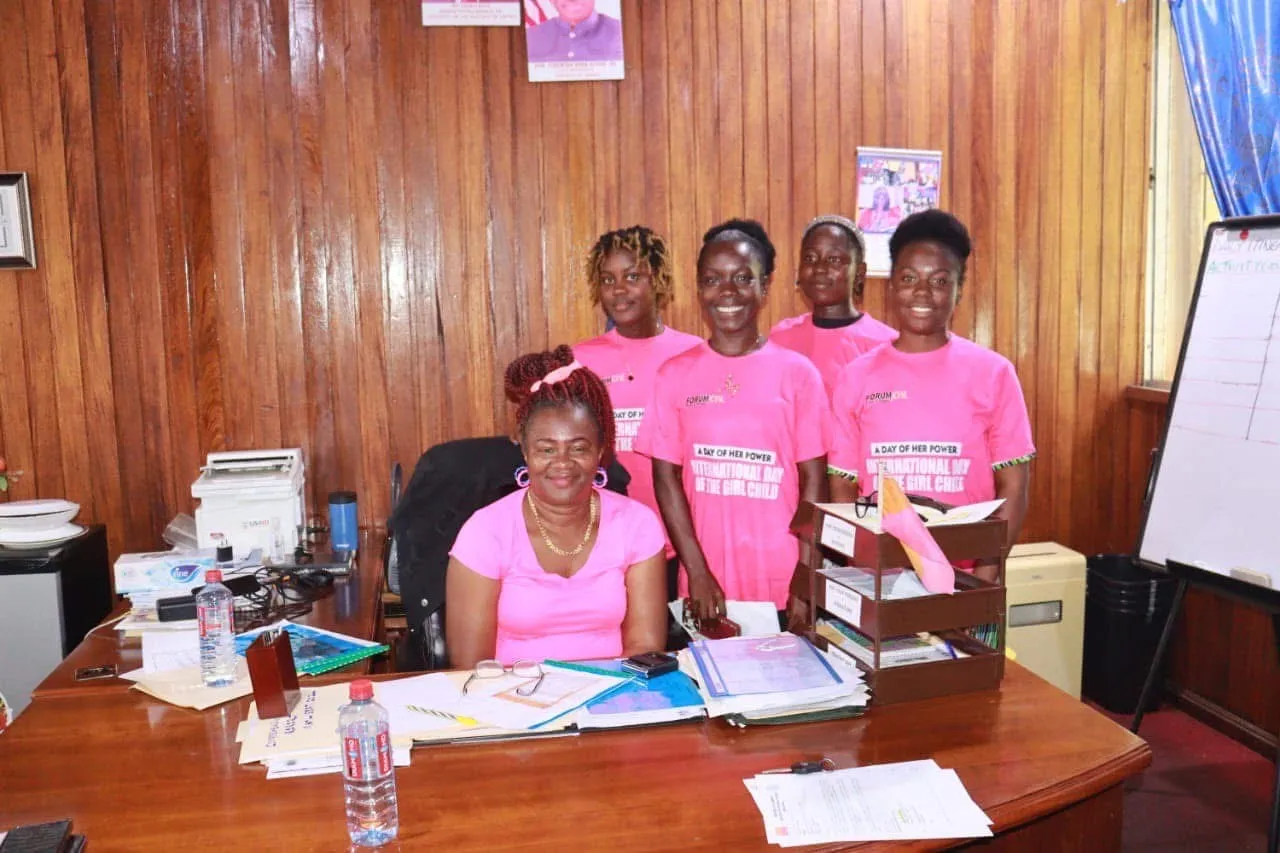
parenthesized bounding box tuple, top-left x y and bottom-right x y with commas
(446, 346, 669, 668)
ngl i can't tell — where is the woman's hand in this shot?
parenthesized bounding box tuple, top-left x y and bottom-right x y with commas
(685, 570, 726, 621)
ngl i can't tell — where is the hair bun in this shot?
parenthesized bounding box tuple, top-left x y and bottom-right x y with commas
(504, 344, 576, 404)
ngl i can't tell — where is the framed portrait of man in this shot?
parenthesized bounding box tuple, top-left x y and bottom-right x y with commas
(525, 0, 625, 83)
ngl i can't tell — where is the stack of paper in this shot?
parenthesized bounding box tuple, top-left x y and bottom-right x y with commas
(819, 562, 932, 600)
(237, 682, 420, 779)
(678, 634, 868, 722)
(120, 659, 254, 710)
(569, 660, 706, 729)
(743, 759, 993, 846)
(815, 499, 1005, 536)
(115, 608, 198, 635)
(237, 669, 613, 775)
(815, 619, 959, 668)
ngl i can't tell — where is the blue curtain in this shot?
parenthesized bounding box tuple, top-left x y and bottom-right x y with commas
(1170, 0, 1280, 216)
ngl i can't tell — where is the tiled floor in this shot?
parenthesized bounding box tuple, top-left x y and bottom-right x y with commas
(1106, 706, 1275, 851)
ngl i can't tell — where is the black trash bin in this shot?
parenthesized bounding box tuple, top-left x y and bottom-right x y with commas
(1082, 554, 1177, 714)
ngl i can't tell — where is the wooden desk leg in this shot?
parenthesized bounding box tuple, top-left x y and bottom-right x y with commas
(1131, 578, 1187, 734)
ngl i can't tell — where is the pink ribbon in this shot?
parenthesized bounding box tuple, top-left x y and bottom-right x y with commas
(530, 360, 583, 393)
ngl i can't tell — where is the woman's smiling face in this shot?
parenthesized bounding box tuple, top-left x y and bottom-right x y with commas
(696, 239, 768, 336)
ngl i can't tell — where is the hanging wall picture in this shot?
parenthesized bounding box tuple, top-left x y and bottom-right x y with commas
(421, 0, 522, 28)
(0, 173, 36, 270)
(855, 148, 943, 276)
(525, 0, 624, 83)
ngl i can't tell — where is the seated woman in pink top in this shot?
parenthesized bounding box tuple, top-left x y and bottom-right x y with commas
(446, 347, 669, 667)
(770, 215, 898, 398)
(828, 210, 1035, 581)
(635, 219, 830, 630)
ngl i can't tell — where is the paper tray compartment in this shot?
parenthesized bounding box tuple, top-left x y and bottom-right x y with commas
(812, 633, 1004, 705)
(814, 570, 1005, 637)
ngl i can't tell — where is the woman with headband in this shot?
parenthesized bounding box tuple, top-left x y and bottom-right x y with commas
(445, 347, 668, 667)
(771, 214, 898, 397)
(636, 219, 830, 628)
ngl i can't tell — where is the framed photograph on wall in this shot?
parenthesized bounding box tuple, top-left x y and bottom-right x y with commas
(525, 0, 625, 83)
(0, 173, 36, 270)
(855, 148, 942, 277)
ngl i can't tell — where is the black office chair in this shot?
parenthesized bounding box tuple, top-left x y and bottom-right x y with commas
(386, 436, 631, 671)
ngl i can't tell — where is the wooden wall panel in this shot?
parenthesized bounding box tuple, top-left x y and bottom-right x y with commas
(0, 0, 1153, 568)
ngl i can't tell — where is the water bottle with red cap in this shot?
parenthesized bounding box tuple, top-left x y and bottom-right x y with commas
(338, 679, 399, 847)
(196, 567, 236, 687)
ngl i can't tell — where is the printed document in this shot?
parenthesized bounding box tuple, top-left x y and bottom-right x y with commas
(744, 759, 992, 846)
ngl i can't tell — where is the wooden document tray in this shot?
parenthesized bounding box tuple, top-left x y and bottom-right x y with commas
(792, 501, 1008, 705)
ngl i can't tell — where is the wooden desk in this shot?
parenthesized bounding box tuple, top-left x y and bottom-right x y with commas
(0, 665, 1149, 851)
(29, 531, 386, 700)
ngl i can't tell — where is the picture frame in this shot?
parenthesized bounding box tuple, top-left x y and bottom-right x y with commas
(855, 147, 942, 277)
(0, 172, 37, 270)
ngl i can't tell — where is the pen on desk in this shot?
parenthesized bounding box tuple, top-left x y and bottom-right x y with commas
(542, 659, 629, 679)
(406, 705, 478, 727)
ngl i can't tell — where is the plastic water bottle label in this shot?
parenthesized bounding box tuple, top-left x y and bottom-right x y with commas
(197, 602, 230, 638)
(344, 730, 392, 779)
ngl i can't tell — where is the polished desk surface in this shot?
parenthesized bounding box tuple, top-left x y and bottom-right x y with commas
(0, 664, 1150, 852)
(30, 531, 386, 700)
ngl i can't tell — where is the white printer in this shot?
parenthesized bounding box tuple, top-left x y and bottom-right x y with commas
(192, 449, 306, 559)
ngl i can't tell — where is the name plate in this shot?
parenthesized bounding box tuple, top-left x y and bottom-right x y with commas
(819, 516, 855, 557)
(824, 578, 863, 628)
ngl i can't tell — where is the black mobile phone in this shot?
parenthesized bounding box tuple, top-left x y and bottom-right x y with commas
(621, 652, 678, 678)
(74, 664, 118, 681)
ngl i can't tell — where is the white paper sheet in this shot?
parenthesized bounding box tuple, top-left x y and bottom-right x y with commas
(452, 667, 626, 730)
(264, 745, 411, 780)
(142, 630, 200, 673)
(744, 759, 992, 846)
(668, 599, 782, 639)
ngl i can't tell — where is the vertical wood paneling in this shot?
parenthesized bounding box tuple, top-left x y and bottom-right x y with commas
(0, 0, 1155, 574)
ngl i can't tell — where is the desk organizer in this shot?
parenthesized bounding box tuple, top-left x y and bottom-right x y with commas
(791, 502, 1008, 705)
(246, 630, 301, 718)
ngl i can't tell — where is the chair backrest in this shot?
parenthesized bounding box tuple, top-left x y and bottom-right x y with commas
(387, 436, 631, 670)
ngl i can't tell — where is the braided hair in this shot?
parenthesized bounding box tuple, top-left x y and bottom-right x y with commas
(699, 218, 777, 277)
(585, 225, 676, 310)
(504, 345, 617, 464)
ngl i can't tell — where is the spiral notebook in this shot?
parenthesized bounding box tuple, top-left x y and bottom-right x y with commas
(234, 621, 387, 675)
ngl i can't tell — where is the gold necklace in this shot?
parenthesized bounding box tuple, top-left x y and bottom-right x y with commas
(527, 490, 599, 557)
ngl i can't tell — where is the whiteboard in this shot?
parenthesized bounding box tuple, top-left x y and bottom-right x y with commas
(1138, 218, 1280, 592)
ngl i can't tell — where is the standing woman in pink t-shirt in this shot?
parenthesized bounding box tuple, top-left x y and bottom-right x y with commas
(635, 219, 831, 628)
(828, 210, 1036, 580)
(573, 227, 703, 576)
(770, 215, 898, 397)
(446, 347, 669, 667)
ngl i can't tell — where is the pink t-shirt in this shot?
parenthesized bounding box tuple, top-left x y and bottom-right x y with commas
(634, 341, 830, 607)
(828, 335, 1036, 506)
(574, 326, 704, 553)
(770, 312, 899, 398)
(449, 488, 665, 664)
